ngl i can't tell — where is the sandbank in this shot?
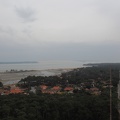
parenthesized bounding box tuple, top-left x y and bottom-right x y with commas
(0, 68, 74, 85)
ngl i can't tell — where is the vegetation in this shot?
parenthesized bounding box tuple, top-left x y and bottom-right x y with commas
(1, 63, 120, 120)
(0, 93, 118, 120)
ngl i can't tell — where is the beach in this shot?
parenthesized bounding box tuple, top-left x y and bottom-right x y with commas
(0, 68, 73, 85)
(0, 60, 83, 85)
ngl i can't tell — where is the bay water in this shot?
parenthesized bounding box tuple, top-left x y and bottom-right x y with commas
(0, 60, 86, 72)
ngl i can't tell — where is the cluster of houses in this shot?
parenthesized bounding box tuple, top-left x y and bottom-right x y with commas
(0, 83, 102, 96)
(38, 85, 74, 94)
(28, 85, 75, 94)
(0, 77, 111, 96)
(0, 84, 74, 95)
(0, 84, 24, 95)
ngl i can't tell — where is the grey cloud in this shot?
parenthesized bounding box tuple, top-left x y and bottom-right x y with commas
(94, 0, 120, 20)
(15, 7, 36, 22)
(22, 26, 32, 38)
(0, 25, 14, 36)
(0, 0, 120, 62)
(0, 40, 120, 62)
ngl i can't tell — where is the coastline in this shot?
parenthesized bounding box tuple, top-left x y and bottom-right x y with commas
(0, 68, 74, 85)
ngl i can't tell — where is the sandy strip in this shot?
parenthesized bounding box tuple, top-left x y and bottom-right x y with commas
(0, 68, 74, 85)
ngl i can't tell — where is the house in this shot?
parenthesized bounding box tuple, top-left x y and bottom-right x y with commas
(40, 85, 48, 90)
(10, 87, 24, 94)
(52, 86, 61, 93)
(52, 86, 61, 91)
(40, 86, 61, 94)
(64, 87, 73, 93)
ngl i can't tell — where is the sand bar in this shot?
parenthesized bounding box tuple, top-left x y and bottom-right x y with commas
(0, 68, 74, 85)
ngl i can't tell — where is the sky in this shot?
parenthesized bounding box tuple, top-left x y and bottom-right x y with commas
(0, 0, 120, 62)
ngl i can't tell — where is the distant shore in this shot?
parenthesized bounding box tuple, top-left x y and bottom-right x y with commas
(0, 68, 74, 85)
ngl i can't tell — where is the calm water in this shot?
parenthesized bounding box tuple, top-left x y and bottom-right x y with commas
(0, 61, 86, 72)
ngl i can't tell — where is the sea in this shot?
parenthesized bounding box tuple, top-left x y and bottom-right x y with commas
(0, 60, 86, 72)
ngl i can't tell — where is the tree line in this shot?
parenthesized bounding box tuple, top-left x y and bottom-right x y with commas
(0, 93, 118, 120)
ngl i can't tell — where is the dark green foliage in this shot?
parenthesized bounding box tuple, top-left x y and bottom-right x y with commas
(0, 94, 118, 120)
(61, 66, 120, 87)
(18, 75, 62, 88)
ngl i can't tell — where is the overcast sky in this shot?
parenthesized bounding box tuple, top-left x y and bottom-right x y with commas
(0, 0, 120, 62)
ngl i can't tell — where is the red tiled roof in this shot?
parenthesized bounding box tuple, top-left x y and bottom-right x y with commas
(10, 87, 24, 94)
(40, 85, 48, 90)
(64, 87, 73, 91)
(52, 86, 61, 90)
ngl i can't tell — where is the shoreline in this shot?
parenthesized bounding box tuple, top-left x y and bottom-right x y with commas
(0, 68, 75, 85)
